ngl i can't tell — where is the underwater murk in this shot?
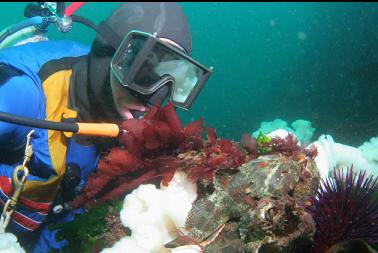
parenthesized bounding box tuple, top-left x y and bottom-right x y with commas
(0, 2, 378, 253)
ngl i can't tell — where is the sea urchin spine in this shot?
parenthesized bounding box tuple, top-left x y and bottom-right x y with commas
(308, 166, 378, 253)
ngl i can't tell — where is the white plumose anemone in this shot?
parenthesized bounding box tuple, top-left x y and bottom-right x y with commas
(101, 170, 198, 253)
(0, 233, 26, 253)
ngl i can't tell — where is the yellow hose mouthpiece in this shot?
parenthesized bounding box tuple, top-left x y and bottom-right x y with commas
(76, 123, 120, 137)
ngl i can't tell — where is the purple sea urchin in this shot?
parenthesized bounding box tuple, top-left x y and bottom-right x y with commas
(308, 167, 378, 253)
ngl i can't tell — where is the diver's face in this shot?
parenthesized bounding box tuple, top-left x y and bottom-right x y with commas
(110, 72, 146, 120)
(110, 38, 184, 120)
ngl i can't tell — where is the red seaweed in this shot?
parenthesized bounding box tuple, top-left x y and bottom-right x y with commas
(269, 132, 318, 160)
(271, 132, 301, 156)
(72, 103, 253, 208)
(240, 133, 258, 158)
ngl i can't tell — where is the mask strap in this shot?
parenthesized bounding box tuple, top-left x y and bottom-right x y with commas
(97, 21, 123, 50)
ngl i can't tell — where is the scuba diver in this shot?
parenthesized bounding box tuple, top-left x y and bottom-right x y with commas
(0, 2, 212, 252)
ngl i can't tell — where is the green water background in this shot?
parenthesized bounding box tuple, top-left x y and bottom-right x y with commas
(1, 2, 377, 146)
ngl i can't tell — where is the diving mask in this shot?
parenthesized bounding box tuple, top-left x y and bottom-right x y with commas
(110, 30, 213, 109)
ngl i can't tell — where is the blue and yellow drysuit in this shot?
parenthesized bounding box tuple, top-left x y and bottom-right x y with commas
(0, 40, 100, 236)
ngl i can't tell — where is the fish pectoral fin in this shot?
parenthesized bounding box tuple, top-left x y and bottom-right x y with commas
(185, 198, 231, 241)
(185, 198, 216, 228)
(164, 227, 201, 248)
(164, 238, 188, 248)
(200, 223, 226, 247)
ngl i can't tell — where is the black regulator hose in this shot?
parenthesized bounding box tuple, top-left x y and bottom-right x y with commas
(0, 111, 121, 137)
(0, 111, 78, 132)
(71, 15, 98, 32)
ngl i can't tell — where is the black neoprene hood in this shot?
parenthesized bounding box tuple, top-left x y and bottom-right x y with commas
(101, 2, 192, 55)
(84, 2, 193, 122)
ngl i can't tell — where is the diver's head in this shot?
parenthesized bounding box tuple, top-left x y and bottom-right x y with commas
(102, 2, 192, 55)
(88, 2, 212, 121)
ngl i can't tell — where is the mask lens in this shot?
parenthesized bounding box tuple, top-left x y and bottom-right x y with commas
(111, 33, 147, 84)
(111, 31, 212, 109)
(132, 42, 207, 105)
(153, 50, 204, 104)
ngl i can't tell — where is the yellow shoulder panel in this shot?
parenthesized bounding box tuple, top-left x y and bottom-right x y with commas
(23, 69, 77, 203)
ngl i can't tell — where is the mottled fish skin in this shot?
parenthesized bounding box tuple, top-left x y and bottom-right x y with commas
(203, 222, 247, 253)
(242, 155, 301, 199)
(184, 154, 314, 242)
(185, 155, 283, 241)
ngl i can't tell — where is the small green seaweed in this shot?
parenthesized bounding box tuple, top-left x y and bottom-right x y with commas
(49, 200, 123, 253)
(256, 132, 272, 155)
